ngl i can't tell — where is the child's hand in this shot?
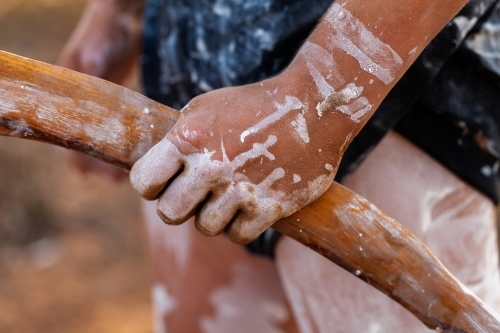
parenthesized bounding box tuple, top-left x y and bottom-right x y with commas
(130, 72, 352, 244)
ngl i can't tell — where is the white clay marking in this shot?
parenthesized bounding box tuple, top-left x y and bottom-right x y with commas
(291, 113, 310, 144)
(300, 41, 346, 89)
(240, 96, 303, 142)
(316, 83, 370, 120)
(307, 61, 335, 99)
(325, 3, 403, 85)
(336, 96, 373, 122)
(232, 135, 277, 168)
(293, 174, 302, 183)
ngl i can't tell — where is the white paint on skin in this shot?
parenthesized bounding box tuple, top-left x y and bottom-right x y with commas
(299, 42, 373, 122)
(325, 3, 403, 85)
(182, 128, 199, 140)
(300, 41, 346, 91)
(291, 113, 310, 144)
(142, 200, 193, 269)
(316, 83, 371, 122)
(200, 263, 290, 333)
(306, 61, 335, 98)
(339, 132, 353, 154)
(336, 96, 373, 122)
(293, 174, 302, 183)
(230, 135, 277, 168)
(152, 283, 177, 333)
(240, 96, 303, 142)
(148, 134, 335, 238)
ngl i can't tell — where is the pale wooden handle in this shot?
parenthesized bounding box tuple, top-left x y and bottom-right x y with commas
(1, 50, 499, 332)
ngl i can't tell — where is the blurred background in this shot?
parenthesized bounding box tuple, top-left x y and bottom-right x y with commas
(0, 1, 153, 332)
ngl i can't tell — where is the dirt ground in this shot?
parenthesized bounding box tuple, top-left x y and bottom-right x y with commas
(0, 1, 153, 332)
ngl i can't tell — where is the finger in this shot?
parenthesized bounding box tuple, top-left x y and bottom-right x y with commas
(156, 171, 211, 225)
(130, 138, 183, 200)
(195, 190, 241, 237)
(226, 210, 280, 245)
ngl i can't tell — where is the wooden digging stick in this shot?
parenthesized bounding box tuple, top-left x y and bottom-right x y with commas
(1, 50, 500, 332)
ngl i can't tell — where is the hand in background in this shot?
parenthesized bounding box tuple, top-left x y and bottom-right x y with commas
(58, 0, 143, 181)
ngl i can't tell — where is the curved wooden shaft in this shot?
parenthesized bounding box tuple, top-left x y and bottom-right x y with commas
(1, 50, 499, 332)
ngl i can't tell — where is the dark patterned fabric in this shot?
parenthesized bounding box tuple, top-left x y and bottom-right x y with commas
(141, 0, 500, 257)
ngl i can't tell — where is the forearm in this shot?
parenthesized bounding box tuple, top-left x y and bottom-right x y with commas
(282, 0, 468, 155)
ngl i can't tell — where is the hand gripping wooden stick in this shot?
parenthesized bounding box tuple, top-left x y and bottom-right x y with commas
(1, 50, 499, 332)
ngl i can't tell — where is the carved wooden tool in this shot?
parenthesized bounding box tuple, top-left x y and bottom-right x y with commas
(1, 50, 499, 332)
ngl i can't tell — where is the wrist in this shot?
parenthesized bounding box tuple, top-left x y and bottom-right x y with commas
(270, 61, 361, 162)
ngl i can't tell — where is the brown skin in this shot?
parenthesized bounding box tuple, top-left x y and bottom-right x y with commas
(130, 0, 469, 244)
(58, 0, 143, 180)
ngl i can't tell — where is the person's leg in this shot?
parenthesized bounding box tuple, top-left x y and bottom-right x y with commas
(142, 200, 299, 333)
(276, 131, 500, 332)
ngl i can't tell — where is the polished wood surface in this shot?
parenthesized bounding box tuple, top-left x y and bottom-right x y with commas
(1, 50, 499, 332)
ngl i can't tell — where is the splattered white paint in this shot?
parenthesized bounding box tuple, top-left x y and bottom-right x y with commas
(240, 96, 303, 142)
(293, 174, 302, 183)
(325, 3, 403, 85)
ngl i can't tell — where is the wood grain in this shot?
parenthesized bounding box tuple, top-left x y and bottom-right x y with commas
(1, 50, 499, 332)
